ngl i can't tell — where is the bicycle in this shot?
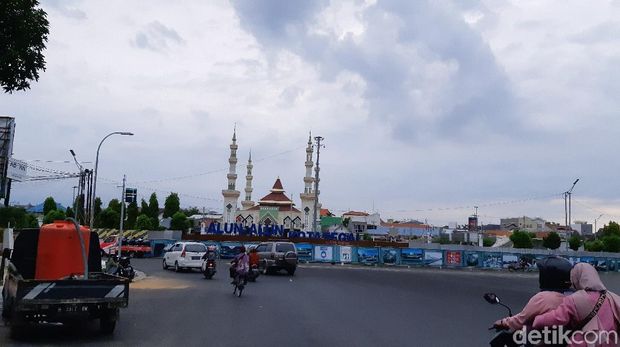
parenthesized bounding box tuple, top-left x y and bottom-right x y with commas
(232, 273, 247, 297)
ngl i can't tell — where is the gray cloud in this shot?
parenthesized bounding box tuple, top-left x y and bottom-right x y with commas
(232, 0, 523, 144)
(132, 21, 184, 52)
(42, 0, 87, 20)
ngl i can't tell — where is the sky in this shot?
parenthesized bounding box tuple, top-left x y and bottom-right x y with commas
(2, 0, 620, 227)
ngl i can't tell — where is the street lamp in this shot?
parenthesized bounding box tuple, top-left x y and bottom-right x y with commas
(563, 178, 579, 230)
(594, 214, 604, 235)
(89, 131, 134, 230)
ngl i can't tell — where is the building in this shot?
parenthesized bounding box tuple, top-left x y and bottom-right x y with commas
(342, 211, 381, 233)
(220, 130, 319, 231)
(500, 216, 548, 232)
(571, 221, 593, 235)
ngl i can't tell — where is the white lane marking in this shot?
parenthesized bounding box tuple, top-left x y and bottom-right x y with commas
(23, 283, 52, 300)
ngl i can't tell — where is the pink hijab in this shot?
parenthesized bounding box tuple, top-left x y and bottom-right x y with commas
(569, 263, 620, 329)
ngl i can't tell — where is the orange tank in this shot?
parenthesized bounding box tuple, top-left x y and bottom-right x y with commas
(35, 220, 91, 280)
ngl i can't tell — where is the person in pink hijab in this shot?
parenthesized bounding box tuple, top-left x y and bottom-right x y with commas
(494, 256, 573, 330)
(533, 262, 620, 347)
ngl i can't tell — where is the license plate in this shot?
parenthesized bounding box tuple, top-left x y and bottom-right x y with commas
(192, 256, 200, 260)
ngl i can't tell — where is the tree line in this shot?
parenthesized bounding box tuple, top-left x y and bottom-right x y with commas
(509, 222, 620, 252)
(4, 192, 200, 232)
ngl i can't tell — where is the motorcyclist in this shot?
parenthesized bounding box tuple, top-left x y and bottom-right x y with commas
(202, 245, 217, 261)
(494, 256, 573, 330)
(231, 246, 249, 285)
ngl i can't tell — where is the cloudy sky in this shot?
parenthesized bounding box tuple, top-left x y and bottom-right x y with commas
(2, 0, 620, 226)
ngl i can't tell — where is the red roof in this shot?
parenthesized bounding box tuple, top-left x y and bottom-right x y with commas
(246, 205, 300, 212)
(272, 178, 284, 190)
(259, 192, 292, 202)
(381, 222, 430, 228)
(320, 209, 331, 217)
(343, 211, 369, 217)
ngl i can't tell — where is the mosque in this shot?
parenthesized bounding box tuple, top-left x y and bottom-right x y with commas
(221, 129, 320, 232)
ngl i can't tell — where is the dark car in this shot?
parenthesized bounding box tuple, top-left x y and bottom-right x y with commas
(255, 241, 298, 276)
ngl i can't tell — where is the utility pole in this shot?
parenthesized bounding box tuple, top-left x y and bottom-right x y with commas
(312, 136, 324, 233)
(118, 175, 126, 256)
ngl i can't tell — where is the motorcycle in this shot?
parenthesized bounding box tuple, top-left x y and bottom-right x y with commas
(508, 261, 534, 272)
(230, 263, 246, 298)
(247, 263, 260, 282)
(484, 292, 522, 347)
(106, 255, 135, 281)
(202, 258, 217, 279)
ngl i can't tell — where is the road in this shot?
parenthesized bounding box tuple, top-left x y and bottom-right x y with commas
(2, 259, 620, 346)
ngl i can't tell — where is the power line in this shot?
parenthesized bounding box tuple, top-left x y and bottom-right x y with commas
(131, 145, 306, 184)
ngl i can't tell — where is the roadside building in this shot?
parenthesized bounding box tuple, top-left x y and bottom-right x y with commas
(500, 216, 548, 232)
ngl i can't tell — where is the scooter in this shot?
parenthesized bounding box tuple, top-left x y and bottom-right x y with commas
(508, 261, 534, 272)
(107, 255, 135, 281)
(202, 258, 217, 279)
(247, 263, 260, 282)
(483, 292, 523, 347)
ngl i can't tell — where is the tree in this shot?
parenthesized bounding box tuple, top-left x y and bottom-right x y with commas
(65, 206, 74, 218)
(510, 230, 533, 249)
(0, 206, 39, 228)
(108, 199, 122, 214)
(170, 212, 189, 231)
(599, 221, 620, 238)
(585, 239, 604, 252)
(0, 0, 49, 93)
(93, 197, 103, 227)
(182, 206, 200, 217)
(603, 235, 620, 252)
(43, 209, 66, 224)
(135, 214, 152, 231)
(125, 201, 138, 230)
(542, 232, 561, 250)
(568, 235, 582, 251)
(163, 193, 180, 218)
(99, 208, 120, 229)
(43, 196, 57, 215)
(483, 237, 495, 247)
(147, 193, 159, 219)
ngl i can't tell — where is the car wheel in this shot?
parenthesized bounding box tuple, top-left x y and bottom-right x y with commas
(174, 261, 180, 272)
(287, 267, 296, 276)
(162, 258, 168, 270)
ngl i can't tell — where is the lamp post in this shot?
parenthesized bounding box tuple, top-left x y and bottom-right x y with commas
(567, 178, 580, 230)
(89, 131, 134, 230)
(594, 214, 604, 235)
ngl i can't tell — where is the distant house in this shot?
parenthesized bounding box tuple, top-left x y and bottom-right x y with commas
(342, 211, 381, 233)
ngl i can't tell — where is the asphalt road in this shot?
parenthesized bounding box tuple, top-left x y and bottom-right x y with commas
(3, 259, 620, 347)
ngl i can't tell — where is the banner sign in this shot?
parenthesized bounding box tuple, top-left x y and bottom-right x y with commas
(7, 158, 27, 181)
(314, 246, 333, 262)
(464, 252, 480, 267)
(445, 251, 462, 266)
(424, 250, 443, 266)
(401, 248, 424, 265)
(207, 223, 357, 241)
(296, 243, 313, 261)
(357, 247, 379, 264)
(483, 253, 502, 268)
(382, 248, 399, 265)
(340, 246, 352, 263)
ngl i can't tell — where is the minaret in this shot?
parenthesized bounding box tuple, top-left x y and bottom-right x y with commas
(300, 132, 316, 231)
(241, 151, 255, 210)
(222, 128, 240, 224)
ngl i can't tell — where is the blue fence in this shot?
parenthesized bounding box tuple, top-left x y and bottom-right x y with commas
(148, 240, 620, 271)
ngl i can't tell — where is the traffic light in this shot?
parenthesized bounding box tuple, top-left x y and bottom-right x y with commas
(125, 188, 137, 203)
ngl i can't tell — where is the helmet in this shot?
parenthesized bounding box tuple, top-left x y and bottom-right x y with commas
(537, 256, 572, 292)
(207, 245, 216, 252)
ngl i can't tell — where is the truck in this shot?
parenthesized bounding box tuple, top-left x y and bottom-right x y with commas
(101, 235, 152, 258)
(1, 220, 129, 336)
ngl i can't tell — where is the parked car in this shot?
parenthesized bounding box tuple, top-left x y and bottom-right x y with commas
(163, 242, 207, 272)
(255, 241, 298, 276)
